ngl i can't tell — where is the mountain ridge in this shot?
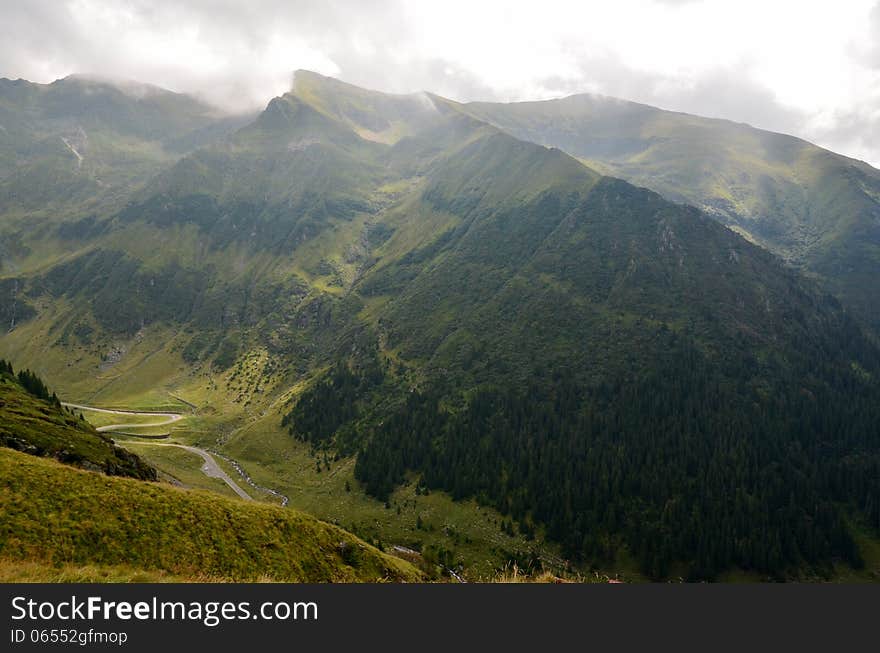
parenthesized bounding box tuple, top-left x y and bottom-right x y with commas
(460, 89, 880, 329)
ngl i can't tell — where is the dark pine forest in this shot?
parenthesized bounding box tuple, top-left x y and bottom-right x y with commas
(287, 330, 880, 580)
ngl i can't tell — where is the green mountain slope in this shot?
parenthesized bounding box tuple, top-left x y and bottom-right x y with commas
(462, 94, 880, 329)
(0, 359, 155, 479)
(0, 75, 248, 277)
(346, 121, 880, 580)
(0, 72, 490, 392)
(291, 69, 443, 144)
(2, 72, 880, 580)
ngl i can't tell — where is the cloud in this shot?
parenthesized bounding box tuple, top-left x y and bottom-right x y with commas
(868, 2, 880, 66)
(1, 0, 879, 165)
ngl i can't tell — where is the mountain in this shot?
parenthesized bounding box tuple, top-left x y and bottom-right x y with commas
(343, 114, 880, 580)
(0, 75, 250, 277)
(1, 71, 879, 581)
(462, 94, 880, 330)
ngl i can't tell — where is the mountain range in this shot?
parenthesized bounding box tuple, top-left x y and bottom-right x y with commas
(1, 70, 879, 581)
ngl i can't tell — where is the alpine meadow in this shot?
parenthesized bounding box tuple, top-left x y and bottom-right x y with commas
(2, 67, 880, 584)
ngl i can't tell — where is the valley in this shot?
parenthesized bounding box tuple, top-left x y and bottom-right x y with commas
(0, 361, 424, 582)
(58, 386, 559, 580)
(84, 391, 566, 580)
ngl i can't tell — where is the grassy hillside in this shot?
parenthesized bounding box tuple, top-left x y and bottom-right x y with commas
(0, 558, 224, 583)
(0, 447, 421, 582)
(463, 94, 880, 330)
(0, 361, 155, 479)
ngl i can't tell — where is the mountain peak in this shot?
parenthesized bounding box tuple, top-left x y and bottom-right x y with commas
(287, 71, 440, 144)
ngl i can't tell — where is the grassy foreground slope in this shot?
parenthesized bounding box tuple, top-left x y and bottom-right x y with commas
(0, 558, 217, 583)
(0, 447, 421, 582)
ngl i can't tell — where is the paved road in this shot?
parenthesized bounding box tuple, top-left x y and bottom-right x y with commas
(62, 402, 183, 433)
(64, 402, 252, 500)
(132, 442, 253, 501)
(210, 449, 289, 507)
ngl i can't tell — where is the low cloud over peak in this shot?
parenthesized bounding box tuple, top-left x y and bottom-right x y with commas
(3, 0, 879, 165)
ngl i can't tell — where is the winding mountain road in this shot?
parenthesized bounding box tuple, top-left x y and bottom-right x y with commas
(132, 442, 253, 500)
(62, 402, 183, 434)
(63, 402, 252, 500)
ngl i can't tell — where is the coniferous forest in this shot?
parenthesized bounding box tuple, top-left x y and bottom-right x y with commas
(282, 328, 880, 580)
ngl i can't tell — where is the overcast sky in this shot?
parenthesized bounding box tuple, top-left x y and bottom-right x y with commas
(3, 0, 880, 165)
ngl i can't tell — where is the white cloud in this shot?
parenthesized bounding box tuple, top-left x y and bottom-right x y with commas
(2, 0, 879, 164)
